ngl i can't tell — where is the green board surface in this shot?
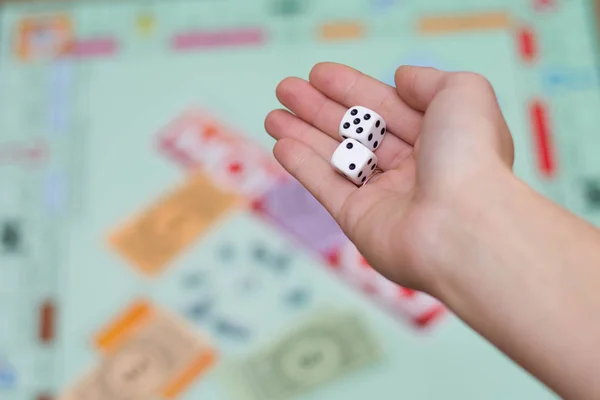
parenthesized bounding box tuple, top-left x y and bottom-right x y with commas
(0, 0, 599, 399)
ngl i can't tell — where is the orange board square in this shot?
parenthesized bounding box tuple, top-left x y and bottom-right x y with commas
(418, 12, 510, 34)
(319, 21, 365, 41)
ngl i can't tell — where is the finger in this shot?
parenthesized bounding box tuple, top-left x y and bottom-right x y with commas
(396, 66, 505, 123)
(275, 77, 414, 169)
(396, 67, 506, 127)
(265, 109, 337, 161)
(275, 77, 342, 142)
(272, 138, 355, 220)
(397, 68, 515, 164)
(394, 66, 449, 111)
(309, 62, 422, 145)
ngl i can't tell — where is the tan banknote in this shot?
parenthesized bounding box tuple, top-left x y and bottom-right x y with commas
(60, 300, 216, 400)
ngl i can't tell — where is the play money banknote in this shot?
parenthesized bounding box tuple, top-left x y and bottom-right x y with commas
(222, 309, 381, 400)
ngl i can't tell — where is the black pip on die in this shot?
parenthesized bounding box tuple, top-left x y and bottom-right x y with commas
(339, 106, 387, 152)
(330, 138, 379, 186)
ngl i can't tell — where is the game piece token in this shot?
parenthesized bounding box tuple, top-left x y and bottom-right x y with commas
(214, 318, 251, 340)
(284, 287, 311, 307)
(187, 299, 214, 321)
(272, 252, 291, 272)
(251, 242, 269, 263)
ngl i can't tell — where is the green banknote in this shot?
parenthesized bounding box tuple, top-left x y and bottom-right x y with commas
(222, 309, 382, 400)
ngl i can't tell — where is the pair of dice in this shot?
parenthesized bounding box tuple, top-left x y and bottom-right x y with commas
(330, 106, 387, 186)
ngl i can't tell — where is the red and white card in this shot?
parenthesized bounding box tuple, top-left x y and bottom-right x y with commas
(205, 142, 286, 198)
(330, 241, 446, 329)
(157, 109, 286, 198)
(157, 110, 235, 170)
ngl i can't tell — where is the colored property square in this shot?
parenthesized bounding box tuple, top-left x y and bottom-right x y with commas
(252, 178, 347, 256)
(15, 15, 74, 61)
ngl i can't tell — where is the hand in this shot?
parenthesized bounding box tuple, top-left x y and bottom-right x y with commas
(265, 63, 515, 294)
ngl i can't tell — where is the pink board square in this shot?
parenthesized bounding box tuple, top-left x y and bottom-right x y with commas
(171, 28, 265, 51)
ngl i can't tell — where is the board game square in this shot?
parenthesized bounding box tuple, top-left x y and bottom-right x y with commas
(16, 15, 74, 61)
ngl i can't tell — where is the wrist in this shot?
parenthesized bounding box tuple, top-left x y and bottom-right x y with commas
(416, 162, 600, 400)
(414, 162, 522, 300)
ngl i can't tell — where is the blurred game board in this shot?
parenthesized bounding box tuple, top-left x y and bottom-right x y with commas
(1, 0, 599, 399)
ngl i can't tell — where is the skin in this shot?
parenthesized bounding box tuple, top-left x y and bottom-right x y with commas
(265, 63, 600, 400)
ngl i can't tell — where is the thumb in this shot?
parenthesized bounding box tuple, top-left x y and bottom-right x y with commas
(395, 66, 514, 166)
(394, 66, 449, 112)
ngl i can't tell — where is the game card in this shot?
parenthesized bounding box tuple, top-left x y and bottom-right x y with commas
(206, 141, 284, 198)
(157, 110, 236, 170)
(157, 109, 285, 198)
(330, 242, 446, 329)
(108, 173, 238, 275)
(61, 300, 216, 400)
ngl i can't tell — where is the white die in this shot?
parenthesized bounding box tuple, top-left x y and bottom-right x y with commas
(331, 138, 378, 186)
(339, 106, 387, 152)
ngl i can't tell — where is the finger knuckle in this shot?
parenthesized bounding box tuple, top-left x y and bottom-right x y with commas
(399, 66, 421, 99)
(377, 90, 396, 116)
(293, 125, 311, 142)
(310, 97, 329, 127)
(337, 189, 357, 228)
(291, 149, 311, 175)
(448, 72, 495, 93)
(342, 72, 363, 105)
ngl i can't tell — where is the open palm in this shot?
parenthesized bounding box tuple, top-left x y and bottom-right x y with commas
(265, 63, 514, 293)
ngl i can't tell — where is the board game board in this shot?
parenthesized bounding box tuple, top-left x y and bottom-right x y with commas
(1, 0, 599, 399)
